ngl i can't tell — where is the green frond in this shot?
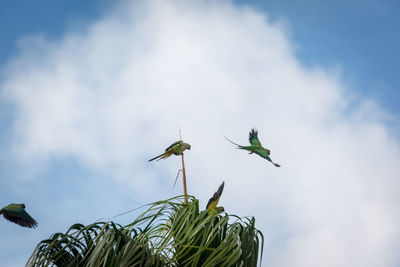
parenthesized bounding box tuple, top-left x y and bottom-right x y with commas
(28, 196, 263, 267)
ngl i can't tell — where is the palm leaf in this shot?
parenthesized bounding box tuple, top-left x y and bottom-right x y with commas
(28, 196, 263, 267)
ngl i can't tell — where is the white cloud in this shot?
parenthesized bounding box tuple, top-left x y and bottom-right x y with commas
(1, 0, 400, 266)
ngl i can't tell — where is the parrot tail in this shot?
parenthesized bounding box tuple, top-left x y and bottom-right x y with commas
(224, 136, 244, 149)
(148, 153, 165, 162)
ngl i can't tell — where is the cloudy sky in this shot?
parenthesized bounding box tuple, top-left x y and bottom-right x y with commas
(1, 0, 400, 266)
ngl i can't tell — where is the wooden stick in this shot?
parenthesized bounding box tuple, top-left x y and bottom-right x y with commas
(178, 129, 188, 204)
(181, 152, 188, 204)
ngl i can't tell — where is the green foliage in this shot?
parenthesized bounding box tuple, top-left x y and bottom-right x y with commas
(27, 196, 263, 267)
(27, 222, 165, 267)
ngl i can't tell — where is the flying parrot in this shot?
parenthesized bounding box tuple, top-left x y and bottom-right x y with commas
(206, 181, 225, 213)
(0, 203, 38, 228)
(148, 141, 191, 162)
(226, 128, 281, 167)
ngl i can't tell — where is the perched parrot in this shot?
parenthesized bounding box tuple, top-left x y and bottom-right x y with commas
(0, 203, 38, 228)
(206, 181, 225, 213)
(148, 141, 191, 162)
(226, 128, 281, 167)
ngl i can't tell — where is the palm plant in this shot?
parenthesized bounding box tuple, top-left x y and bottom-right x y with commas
(27, 196, 263, 266)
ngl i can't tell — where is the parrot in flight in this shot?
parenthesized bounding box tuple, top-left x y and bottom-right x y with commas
(206, 181, 225, 213)
(226, 128, 281, 167)
(148, 141, 191, 162)
(0, 203, 38, 228)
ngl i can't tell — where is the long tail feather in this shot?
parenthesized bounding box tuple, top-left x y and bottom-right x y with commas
(159, 153, 171, 160)
(224, 136, 243, 148)
(148, 153, 165, 162)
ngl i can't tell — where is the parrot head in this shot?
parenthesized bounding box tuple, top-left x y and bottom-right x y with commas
(182, 143, 191, 150)
(215, 206, 225, 213)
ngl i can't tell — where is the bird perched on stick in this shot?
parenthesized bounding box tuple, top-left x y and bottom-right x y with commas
(0, 203, 38, 228)
(226, 128, 281, 167)
(206, 181, 225, 213)
(148, 141, 191, 162)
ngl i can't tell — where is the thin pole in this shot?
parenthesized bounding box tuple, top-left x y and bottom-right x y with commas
(181, 152, 188, 204)
(178, 129, 188, 204)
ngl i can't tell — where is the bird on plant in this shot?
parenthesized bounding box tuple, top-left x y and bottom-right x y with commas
(0, 203, 38, 228)
(206, 181, 225, 213)
(225, 128, 281, 167)
(148, 141, 191, 162)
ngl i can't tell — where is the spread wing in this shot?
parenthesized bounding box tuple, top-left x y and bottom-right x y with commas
(249, 128, 262, 146)
(254, 148, 270, 160)
(1, 207, 38, 228)
(206, 181, 225, 211)
(254, 148, 280, 167)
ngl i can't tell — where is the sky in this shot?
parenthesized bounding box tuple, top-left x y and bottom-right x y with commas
(0, 0, 400, 266)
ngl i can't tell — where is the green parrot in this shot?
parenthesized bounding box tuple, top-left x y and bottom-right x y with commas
(0, 203, 38, 228)
(148, 141, 191, 162)
(226, 128, 281, 167)
(206, 181, 225, 213)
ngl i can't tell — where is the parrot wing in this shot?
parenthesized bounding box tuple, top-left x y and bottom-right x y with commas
(248, 128, 262, 146)
(1, 205, 37, 228)
(165, 141, 181, 152)
(206, 181, 225, 211)
(254, 148, 280, 167)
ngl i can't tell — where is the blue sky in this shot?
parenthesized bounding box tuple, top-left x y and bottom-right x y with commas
(1, 1, 400, 266)
(242, 0, 400, 113)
